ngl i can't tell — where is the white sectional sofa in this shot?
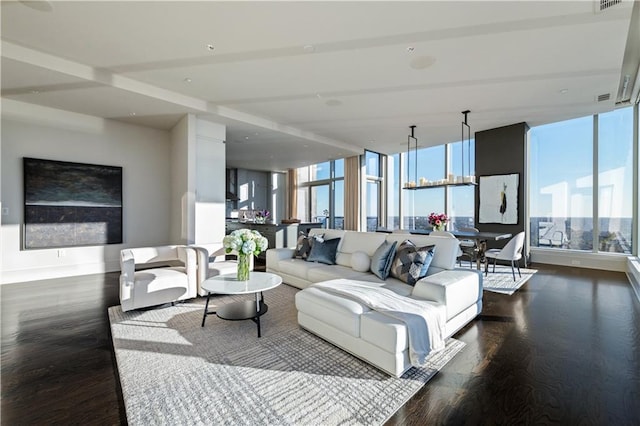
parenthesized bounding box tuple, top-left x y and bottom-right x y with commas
(266, 228, 483, 376)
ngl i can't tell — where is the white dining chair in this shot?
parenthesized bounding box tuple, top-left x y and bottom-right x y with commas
(484, 231, 525, 280)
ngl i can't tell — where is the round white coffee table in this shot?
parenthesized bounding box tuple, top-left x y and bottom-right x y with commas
(200, 272, 282, 337)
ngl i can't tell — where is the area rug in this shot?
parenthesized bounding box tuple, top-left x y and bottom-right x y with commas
(109, 284, 465, 425)
(482, 264, 537, 295)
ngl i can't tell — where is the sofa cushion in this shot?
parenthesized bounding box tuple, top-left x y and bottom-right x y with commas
(307, 264, 373, 283)
(412, 269, 482, 321)
(350, 251, 371, 272)
(277, 258, 323, 279)
(370, 240, 398, 280)
(380, 278, 415, 297)
(307, 237, 341, 265)
(360, 311, 409, 353)
(335, 231, 388, 267)
(295, 286, 370, 337)
(389, 240, 435, 286)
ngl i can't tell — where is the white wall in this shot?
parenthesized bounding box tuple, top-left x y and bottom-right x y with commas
(170, 116, 226, 244)
(1, 100, 172, 283)
(170, 114, 195, 244)
(194, 119, 226, 244)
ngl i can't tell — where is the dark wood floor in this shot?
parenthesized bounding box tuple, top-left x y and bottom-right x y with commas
(2, 264, 639, 425)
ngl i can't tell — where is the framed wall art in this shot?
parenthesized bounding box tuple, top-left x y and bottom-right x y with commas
(479, 173, 519, 224)
(23, 157, 123, 249)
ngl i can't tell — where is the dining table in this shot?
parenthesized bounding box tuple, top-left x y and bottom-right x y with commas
(411, 229, 513, 270)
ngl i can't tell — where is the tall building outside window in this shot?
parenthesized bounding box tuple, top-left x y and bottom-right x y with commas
(530, 106, 635, 254)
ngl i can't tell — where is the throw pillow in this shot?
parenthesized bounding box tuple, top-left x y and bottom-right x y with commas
(306, 237, 341, 265)
(294, 233, 312, 259)
(370, 240, 398, 280)
(350, 251, 371, 272)
(295, 233, 324, 260)
(389, 240, 436, 286)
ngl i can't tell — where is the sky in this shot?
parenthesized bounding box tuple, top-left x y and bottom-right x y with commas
(303, 105, 635, 222)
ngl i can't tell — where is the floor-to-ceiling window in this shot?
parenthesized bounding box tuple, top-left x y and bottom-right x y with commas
(364, 151, 385, 232)
(530, 106, 635, 254)
(333, 159, 345, 229)
(530, 116, 594, 250)
(597, 107, 634, 253)
(402, 145, 445, 230)
(295, 159, 344, 228)
(447, 140, 476, 230)
(386, 153, 401, 230)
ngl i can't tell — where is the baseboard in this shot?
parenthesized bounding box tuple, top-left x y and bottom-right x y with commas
(1, 260, 121, 284)
(530, 248, 628, 272)
(626, 257, 640, 305)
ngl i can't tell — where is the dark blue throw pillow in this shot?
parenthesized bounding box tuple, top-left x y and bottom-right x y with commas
(306, 237, 341, 265)
(370, 240, 398, 280)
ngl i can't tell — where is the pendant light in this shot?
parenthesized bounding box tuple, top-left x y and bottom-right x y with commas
(461, 110, 476, 184)
(405, 125, 417, 188)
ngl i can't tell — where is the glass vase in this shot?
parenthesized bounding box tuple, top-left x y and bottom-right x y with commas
(237, 253, 250, 281)
(434, 224, 446, 231)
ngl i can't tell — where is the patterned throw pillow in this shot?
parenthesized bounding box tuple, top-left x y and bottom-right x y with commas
(389, 240, 436, 286)
(295, 233, 324, 260)
(294, 234, 311, 259)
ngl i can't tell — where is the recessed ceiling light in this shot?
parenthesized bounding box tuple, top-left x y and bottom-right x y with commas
(183, 77, 192, 83)
(303, 45, 315, 53)
(129, 112, 136, 116)
(559, 88, 569, 94)
(325, 99, 343, 107)
(207, 44, 215, 51)
(409, 56, 436, 70)
(30, 89, 40, 94)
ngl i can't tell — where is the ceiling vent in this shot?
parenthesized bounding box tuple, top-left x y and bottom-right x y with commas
(596, 93, 611, 102)
(594, 0, 623, 13)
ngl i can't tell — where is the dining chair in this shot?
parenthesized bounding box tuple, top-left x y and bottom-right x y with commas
(484, 231, 525, 280)
(458, 227, 479, 268)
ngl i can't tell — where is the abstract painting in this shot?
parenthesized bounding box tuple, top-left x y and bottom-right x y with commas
(23, 157, 123, 249)
(479, 173, 519, 224)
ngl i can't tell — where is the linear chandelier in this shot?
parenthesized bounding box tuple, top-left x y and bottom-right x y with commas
(403, 111, 476, 190)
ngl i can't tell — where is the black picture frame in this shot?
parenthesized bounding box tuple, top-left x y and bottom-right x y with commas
(23, 157, 123, 249)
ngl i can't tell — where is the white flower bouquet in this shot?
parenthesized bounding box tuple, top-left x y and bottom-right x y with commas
(223, 229, 269, 281)
(223, 228, 269, 256)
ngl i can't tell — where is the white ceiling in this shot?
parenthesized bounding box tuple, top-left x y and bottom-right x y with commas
(2, 0, 639, 172)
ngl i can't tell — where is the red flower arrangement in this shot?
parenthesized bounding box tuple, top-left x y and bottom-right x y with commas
(428, 212, 448, 231)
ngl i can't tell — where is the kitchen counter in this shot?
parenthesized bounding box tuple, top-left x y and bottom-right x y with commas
(225, 221, 323, 256)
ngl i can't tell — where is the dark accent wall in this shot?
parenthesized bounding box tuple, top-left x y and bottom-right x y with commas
(475, 122, 529, 256)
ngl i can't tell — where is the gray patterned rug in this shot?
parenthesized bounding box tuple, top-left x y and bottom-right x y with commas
(109, 284, 465, 425)
(482, 264, 537, 295)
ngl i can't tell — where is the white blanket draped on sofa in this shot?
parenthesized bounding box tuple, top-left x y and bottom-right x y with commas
(311, 279, 446, 366)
